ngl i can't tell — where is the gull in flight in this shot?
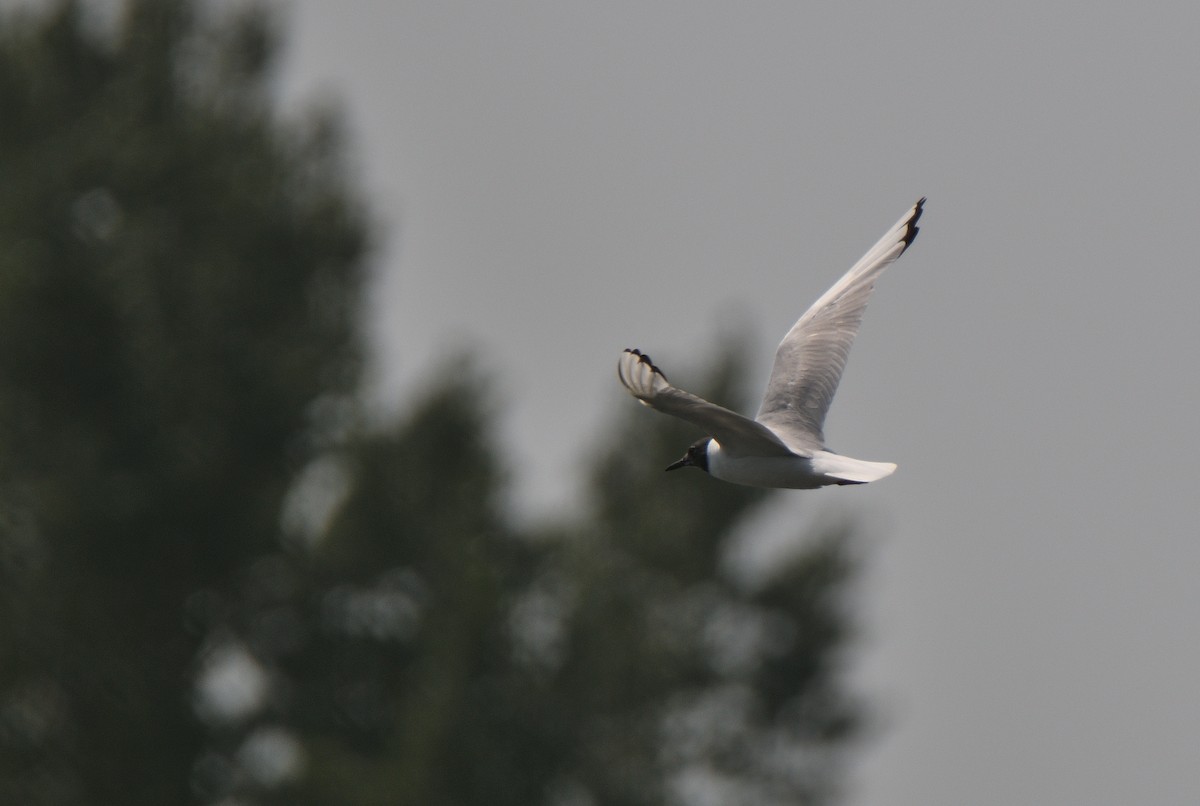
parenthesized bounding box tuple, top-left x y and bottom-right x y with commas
(617, 198, 924, 489)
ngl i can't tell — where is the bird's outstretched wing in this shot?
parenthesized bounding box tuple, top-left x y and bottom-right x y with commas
(755, 198, 924, 447)
(618, 349, 797, 458)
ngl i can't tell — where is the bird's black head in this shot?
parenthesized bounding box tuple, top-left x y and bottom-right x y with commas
(665, 438, 711, 473)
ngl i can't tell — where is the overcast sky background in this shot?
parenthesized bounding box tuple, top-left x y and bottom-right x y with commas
(278, 3, 1200, 804)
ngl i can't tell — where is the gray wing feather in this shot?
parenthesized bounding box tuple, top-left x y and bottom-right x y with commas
(755, 198, 924, 447)
(618, 349, 797, 458)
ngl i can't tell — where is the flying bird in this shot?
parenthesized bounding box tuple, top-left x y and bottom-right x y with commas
(617, 198, 924, 489)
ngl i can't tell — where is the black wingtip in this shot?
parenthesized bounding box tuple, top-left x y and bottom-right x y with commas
(622, 348, 668, 383)
(901, 197, 926, 250)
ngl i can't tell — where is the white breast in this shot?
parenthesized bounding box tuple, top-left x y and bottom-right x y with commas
(706, 441, 826, 489)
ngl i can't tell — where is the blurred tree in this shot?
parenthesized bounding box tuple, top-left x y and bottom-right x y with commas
(0, 1, 367, 803)
(279, 350, 862, 806)
(0, 2, 864, 806)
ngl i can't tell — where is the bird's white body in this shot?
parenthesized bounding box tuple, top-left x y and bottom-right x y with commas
(617, 198, 924, 490)
(706, 442, 897, 489)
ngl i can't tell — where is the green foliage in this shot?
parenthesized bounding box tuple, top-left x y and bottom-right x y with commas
(269, 358, 862, 806)
(0, 3, 865, 805)
(0, 2, 366, 803)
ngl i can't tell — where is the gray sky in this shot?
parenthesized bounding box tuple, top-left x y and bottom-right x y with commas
(279, 3, 1200, 804)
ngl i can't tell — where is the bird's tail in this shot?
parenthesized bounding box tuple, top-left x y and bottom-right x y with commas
(812, 453, 897, 485)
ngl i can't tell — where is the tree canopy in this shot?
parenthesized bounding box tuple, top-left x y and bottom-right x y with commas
(0, 3, 866, 804)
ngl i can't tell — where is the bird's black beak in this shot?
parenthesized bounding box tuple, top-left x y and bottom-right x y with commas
(665, 454, 692, 472)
